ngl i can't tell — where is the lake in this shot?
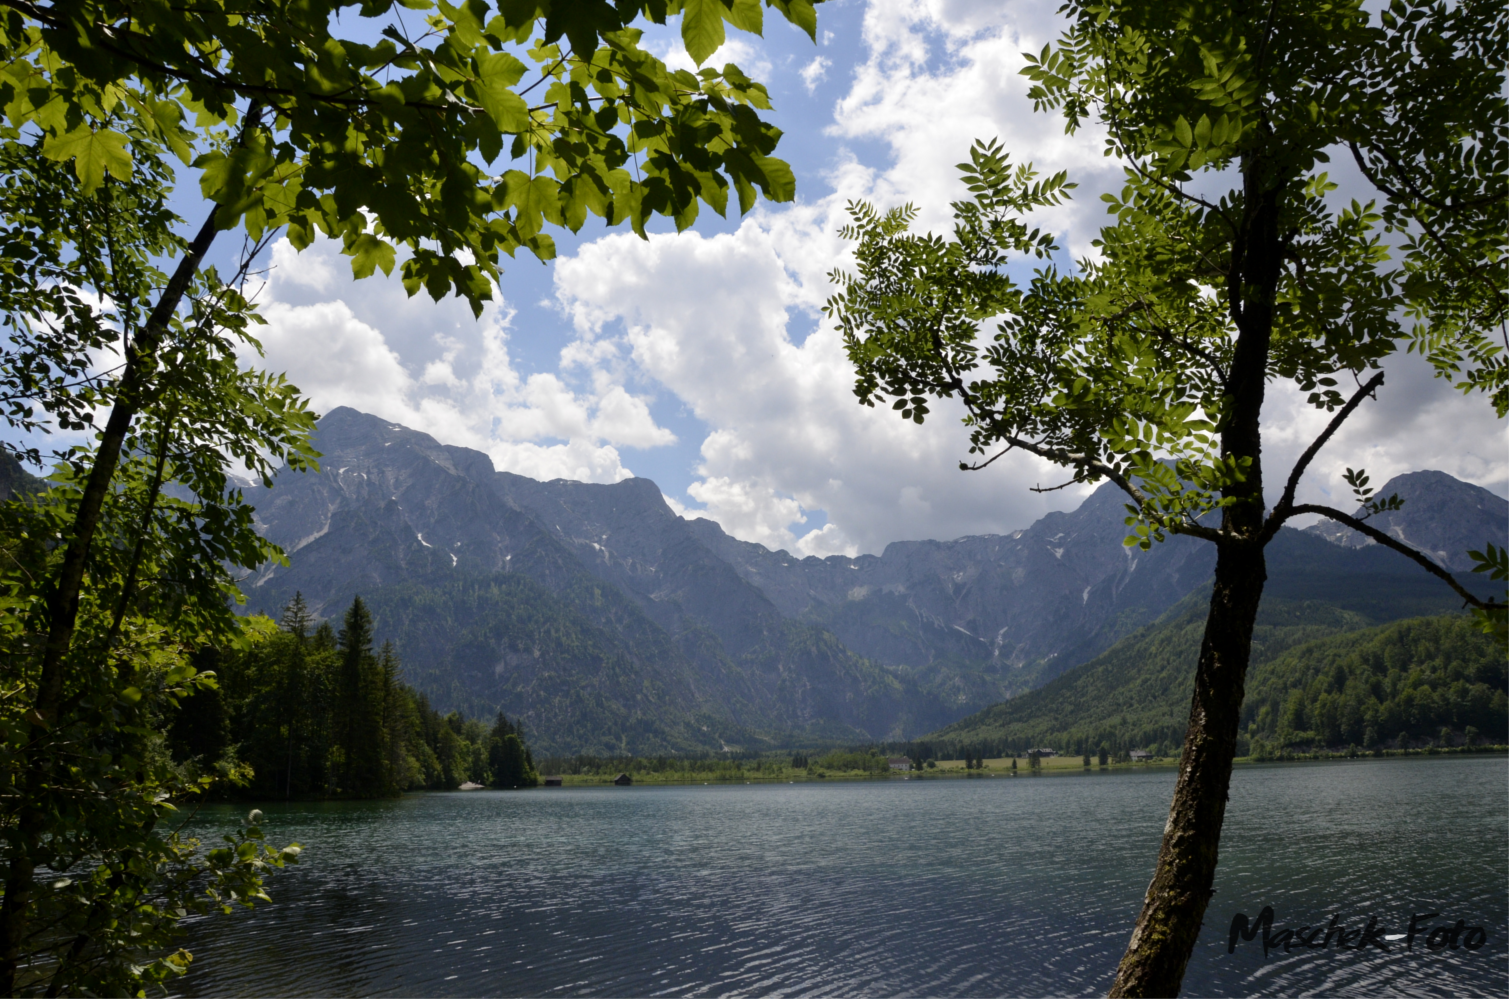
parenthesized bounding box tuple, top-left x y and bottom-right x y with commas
(172, 755, 1507, 998)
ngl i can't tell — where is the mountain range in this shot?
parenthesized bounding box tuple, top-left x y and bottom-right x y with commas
(235, 407, 1506, 755)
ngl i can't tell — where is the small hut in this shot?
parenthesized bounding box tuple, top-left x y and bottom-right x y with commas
(612, 773, 633, 786)
(544, 776, 563, 787)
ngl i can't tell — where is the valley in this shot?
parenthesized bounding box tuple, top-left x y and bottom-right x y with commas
(240, 408, 1508, 756)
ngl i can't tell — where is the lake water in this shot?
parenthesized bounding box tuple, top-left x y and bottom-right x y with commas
(173, 756, 1507, 998)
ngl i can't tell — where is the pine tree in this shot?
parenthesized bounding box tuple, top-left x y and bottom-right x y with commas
(488, 712, 537, 788)
(313, 620, 336, 650)
(379, 641, 405, 794)
(281, 591, 314, 638)
(336, 597, 388, 796)
(278, 593, 316, 799)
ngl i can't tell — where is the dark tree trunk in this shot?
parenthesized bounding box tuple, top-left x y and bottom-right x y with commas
(1109, 146, 1283, 996)
(0, 202, 225, 995)
(1108, 541, 1266, 996)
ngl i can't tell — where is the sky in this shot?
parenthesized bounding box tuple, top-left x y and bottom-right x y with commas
(234, 0, 1507, 559)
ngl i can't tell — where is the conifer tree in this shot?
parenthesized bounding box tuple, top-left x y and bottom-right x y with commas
(488, 713, 538, 788)
(278, 594, 314, 799)
(336, 597, 388, 797)
(380, 641, 413, 791)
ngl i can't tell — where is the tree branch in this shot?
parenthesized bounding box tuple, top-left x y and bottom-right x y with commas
(987, 432, 1226, 543)
(1291, 503, 1498, 609)
(1261, 369, 1384, 541)
(1348, 141, 1505, 331)
(1124, 155, 1236, 232)
(960, 443, 1014, 472)
(34, 103, 264, 721)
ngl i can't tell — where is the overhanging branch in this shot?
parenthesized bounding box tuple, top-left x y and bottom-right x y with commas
(984, 432, 1226, 544)
(1262, 369, 1384, 541)
(1292, 503, 1498, 609)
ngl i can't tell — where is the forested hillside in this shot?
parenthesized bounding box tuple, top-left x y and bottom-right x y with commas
(172, 595, 540, 797)
(927, 598, 1506, 756)
(1244, 614, 1506, 751)
(358, 571, 941, 755)
(240, 408, 1504, 753)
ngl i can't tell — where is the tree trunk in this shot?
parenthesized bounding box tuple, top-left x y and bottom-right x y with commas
(1108, 542, 1266, 996)
(1109, 142, 1282, 996)
(0, 200, 225, 995)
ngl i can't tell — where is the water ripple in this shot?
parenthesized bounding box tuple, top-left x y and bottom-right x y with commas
(173, 757, 1506, 998)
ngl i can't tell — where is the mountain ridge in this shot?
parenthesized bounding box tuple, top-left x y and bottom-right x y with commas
(239, 407, 1504, 754)
(1304, 469, 1507, 571)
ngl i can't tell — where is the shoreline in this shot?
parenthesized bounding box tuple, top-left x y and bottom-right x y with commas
(535, 744, 1508, 787)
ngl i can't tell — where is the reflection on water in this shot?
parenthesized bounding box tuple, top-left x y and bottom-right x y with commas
(173, 756, 1507, 998)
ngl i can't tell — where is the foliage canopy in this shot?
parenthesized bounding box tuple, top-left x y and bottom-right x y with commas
(3, 0, 816, 311)
(0, 0, 824, 993)
(826, 0, 1504, 993)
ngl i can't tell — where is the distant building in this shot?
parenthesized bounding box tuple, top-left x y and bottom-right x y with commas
(612, 773, 633, 786)
(887, 757, 912, 771)
(1030, 748, 1057, 757)
(544, 776, 563, 786)
(1129, 750, 1153, 761)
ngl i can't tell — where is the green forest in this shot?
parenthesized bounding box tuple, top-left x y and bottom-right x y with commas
(922, 603, 1507, 760)
(179, 594, 540, 796)
(0, 0, 1501, 994)
(536, 747, 898, 781)
(1243, 613, 1506, 754)
(0, 0, 818, 991)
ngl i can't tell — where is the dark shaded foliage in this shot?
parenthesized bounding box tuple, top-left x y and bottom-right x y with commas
(917, 596, 1505, 756)
(184, 594, 538, 796)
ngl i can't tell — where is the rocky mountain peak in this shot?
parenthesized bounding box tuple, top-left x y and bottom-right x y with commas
(236, 408, 1503, 752)
(1305, 469, 1507, 571)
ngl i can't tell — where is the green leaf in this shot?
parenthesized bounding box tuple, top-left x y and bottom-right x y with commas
(511, 174, 563, 237)
(146, 98, 194, 164)
(682, 0, 726, 66)
(726, 0, 763, 33)
(41, 126, 132, 193)
(1173, 116, 1192, 148)
(770, 0, 818, 40)
(471, 51, 530, 132)
(1211, 114, 1230, 147)
(751, 154, 795, 202)
(348, 234, 396, 278)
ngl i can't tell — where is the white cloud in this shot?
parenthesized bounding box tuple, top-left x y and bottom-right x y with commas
(546, 0, 1506, 557)
(828, 0, 1121, 245)
(251, 238, 675, 485)
(555, 221, 1084, 557)
(548, 0, 1124, 554)
(257, 299, 413, 419)
(654, 36, 772, 79)
(270, 239, 339, 292)
(799, 55, 831, 93)
(241, 0, 1505, 562)
(687, 475, 807, 549)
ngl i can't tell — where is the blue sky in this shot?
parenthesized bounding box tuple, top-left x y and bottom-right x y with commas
(234, 0, 1507, 557)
